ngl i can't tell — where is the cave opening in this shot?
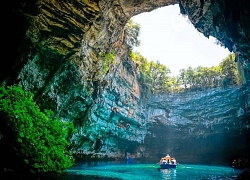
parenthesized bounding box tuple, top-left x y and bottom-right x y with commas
(129, 4, 249, 166)
(131, 4, 230, 76)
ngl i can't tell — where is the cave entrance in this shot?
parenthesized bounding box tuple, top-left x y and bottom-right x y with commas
(129, 4, 249, 165)
(131, 4, 230, 76)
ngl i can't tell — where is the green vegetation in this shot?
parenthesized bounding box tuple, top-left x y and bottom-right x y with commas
(130, 51, 178, 94)
(130, 52, 242, 94)
(220, 53, 242, 86)
(125, 19, 241, 94)
(177, 53, 242, 90)
(130, 51, 176, 93)
(0, 84, 75, 178)
(124, 19, 141, 50)
(100, 51, 116, 74)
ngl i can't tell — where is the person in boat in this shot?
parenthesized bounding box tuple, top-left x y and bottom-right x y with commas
(171, 158, 176, 165)
(165, 154, 171, 164)
(160, 158, 167, 165)
(160, 158, 163, 164)
(160, 154, 177, 164)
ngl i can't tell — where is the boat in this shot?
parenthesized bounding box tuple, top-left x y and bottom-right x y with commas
(125, 152, 135, 163)
(126, 157, 134, 163)
(160, 162, 177, 169)
(159, 154, 177, 169)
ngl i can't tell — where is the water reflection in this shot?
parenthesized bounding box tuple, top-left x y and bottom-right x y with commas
(160, 168, 177, 180)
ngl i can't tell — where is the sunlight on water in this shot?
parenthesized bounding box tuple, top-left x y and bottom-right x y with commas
(55, 162, 242, 180)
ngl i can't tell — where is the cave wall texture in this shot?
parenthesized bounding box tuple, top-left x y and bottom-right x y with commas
(1, 0, 250, 164)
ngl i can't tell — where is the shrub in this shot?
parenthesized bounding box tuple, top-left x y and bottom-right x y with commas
(0, 83, 74, 177)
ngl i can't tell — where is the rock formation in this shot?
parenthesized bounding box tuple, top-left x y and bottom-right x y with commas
(1, 0, 250, 163)
(145, 86, 250, 163)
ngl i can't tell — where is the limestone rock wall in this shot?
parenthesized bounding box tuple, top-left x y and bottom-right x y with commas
(70, 47, 148, 157)
(148, 86, 250, 136)
(144, 86, 250, 163)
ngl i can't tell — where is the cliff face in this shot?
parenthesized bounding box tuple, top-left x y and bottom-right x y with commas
(70, 49, 148, 157)
(145, 86, 250, 163)
(2, 0, 250, 162)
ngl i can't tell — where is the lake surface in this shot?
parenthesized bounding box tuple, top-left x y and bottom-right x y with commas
(46, 162, 242, 180)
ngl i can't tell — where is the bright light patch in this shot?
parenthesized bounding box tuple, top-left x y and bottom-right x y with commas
(132, 5, 230, 76)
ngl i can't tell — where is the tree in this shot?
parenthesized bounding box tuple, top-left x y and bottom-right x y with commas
(185, 66, 196, 88)
(0, 84, 75, 178)
(124, 19, 141, 50)
(178, 68, 188, 88)
(130, 52, 175, 93)
(219, 53, 242, 86)
(130, 52, 241, 94)
(149, 61, 171, 92)
(130, 51, 153, 86)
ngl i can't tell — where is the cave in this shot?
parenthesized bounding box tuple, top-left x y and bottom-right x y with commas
(1, 0, 250, 178)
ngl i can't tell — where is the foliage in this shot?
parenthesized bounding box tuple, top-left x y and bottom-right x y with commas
(219, 53, 242, 86)
(0, 84, 75, 176)
(177, 53, 242, 90)
(130, 52, 242, 95)
(124, 19, 141, 50)
(130, 51, 153, 102)
(100, 51, 116, 75)
(178, 66, 221, 89)
(130, 51, 174, 93)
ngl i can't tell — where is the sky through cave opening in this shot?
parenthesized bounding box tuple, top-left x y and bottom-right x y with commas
(131, 4, 231, 76)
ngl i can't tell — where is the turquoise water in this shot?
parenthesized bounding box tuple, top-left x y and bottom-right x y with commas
(48, 162, 242, 180)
